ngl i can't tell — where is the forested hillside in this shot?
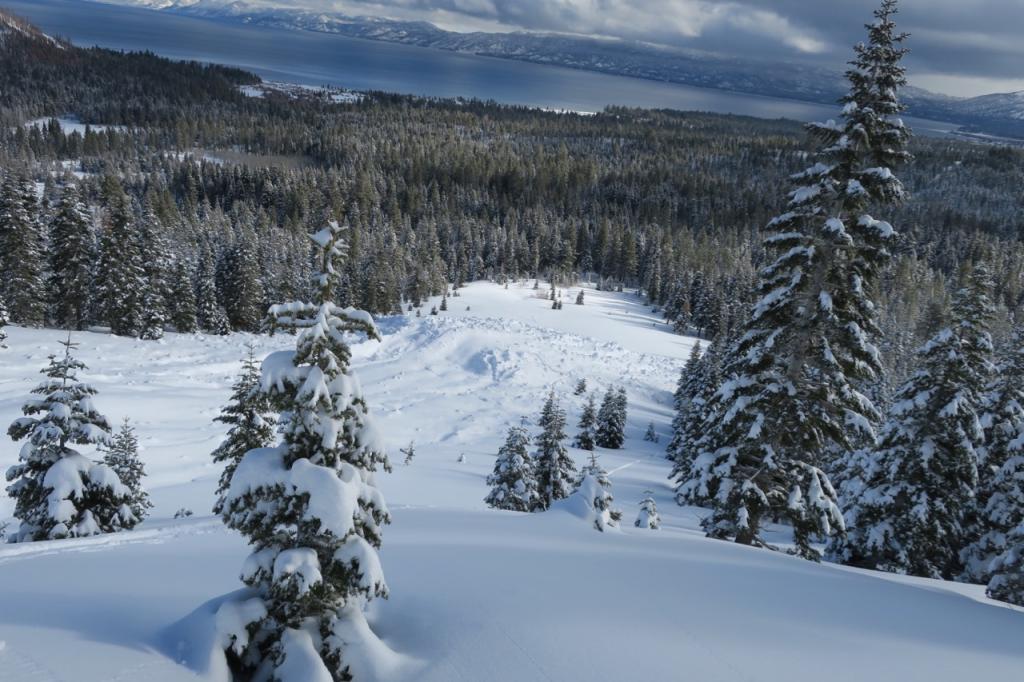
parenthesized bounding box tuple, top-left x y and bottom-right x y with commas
(1, 7, 1022, 429)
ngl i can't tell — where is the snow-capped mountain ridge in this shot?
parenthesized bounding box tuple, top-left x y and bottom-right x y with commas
(955, 90, 1024, 121)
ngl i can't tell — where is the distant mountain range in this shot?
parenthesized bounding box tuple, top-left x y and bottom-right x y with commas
(90, 0, 1024, 138)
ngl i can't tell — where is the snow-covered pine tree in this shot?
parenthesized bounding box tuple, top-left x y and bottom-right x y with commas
(595, 386, 626, 449)
(643, 422, 658, 443)
(953, 264, 997, 387)
(217, 220, 391, 681)
(211, 344, 276, 514)
(573, 393, 597, 451)
(669, 341, 724, 503)
(96, 180, 145, 337)
(0, 295, 8, 349)
(485, 424, 536, 512)
(5, 336, 136, 542)
(170, 259, 199, 333)
(635, 490, 660, 530)
(576, 452, 622, 532)
(573, 378, 587, 395)
(137, 201, 174, 340)
(678, 0, 910, 559)
(196, 255, 230, 335)
(615, 387, 628, 430)
(139, 296, 166, 340)
(830, 275, 991, 578)
(401, 442, 415, 466)
(224, 231, 266, 332)
(962, 328, 1024, 582)
(667, 342, 702, 460)
(956, 263, 1001, 570)
(578, 451, 611, 490)
(575, 289, 584, 305)
(987, 519, 1024, 606)
(103, 418, 152, 523)
(48, 183, 95, 330)
(534, 392, 576, 510)
(0, 173, 47, 326)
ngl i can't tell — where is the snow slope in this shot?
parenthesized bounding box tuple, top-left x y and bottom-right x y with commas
(1, 281, 1022, 681)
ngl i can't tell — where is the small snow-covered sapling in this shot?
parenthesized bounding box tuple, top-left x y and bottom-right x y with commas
(635, 491, 660, 530)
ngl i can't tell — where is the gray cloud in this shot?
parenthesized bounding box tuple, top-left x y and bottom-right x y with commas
(259, 0, 1024, 95)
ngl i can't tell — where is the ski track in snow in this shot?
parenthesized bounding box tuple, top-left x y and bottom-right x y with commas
(1, 281, 1023, 681)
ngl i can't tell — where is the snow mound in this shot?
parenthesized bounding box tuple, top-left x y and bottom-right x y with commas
(550, 473, 621, 532)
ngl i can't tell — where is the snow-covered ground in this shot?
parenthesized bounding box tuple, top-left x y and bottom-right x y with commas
(0, 281, 1022, 681)
(239, 81, 363, 103)
(23, 116, 125, 135)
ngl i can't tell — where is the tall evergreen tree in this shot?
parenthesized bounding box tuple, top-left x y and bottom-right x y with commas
(96, 181, 145, 336)
(170, 259, 199, 333)
(137, 202, 173, 340)
(534, 392, 576, 510)
(667, 342, 703, 461)
(196, 254, 230, 335)
(987, 501, 1024, 606)
(669, 341, 723, 502)
(983, 462, 1024, 602)
(485, 423, 536, 512)
(5, 336, 135, 542)
(678, 0, 910, 559)
(954, 264, 997, 386)
(217, 221, 390, 681)
(831, 276, 991, 578)
(224, 231, 266, 331)
(572, 393, 597, 451)
(47, 183, 95, 330)
(0, 174, 47, 326)
(595, 386, 626, 449)
(211, 344, 276, 514)
(103, 418, 152, 523)
(962, 329, 1024, 582)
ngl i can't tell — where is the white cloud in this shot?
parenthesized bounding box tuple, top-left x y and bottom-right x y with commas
(319, 0, 827, 55)
(725, 8, 825, 54)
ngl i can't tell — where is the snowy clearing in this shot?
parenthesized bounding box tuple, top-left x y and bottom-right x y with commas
(0, 281, 1022, 681)
(239, 82, 363, 104)
(23, 116, 125, 135)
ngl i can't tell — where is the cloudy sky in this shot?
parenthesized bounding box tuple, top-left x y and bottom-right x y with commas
(266, 0, 1024, 96)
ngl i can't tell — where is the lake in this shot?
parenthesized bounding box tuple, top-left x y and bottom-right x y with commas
(7, 0, 960, 136)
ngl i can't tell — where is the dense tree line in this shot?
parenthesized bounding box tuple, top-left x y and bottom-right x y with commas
(668, 1, 1024, 609)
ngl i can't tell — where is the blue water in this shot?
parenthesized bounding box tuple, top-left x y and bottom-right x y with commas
(7, 0, 959, 135)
